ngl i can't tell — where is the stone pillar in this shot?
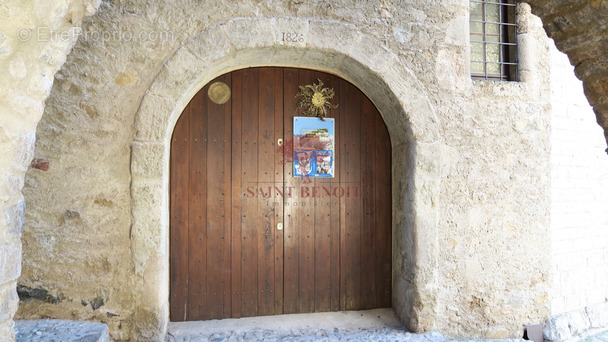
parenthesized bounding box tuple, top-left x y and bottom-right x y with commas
(0, 128, 30, 340)
(0, 1, 99, 340)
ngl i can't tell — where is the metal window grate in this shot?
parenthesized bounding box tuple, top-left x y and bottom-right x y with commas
(470, 0, 518, 81)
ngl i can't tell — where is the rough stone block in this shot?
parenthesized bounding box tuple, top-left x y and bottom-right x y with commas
(443, 15, 468, 47)
(148, 48, 205, 101)
(544, 314, 573, 341)
(586, 303, 608, 329)
(6, 200, 24, 237)
(187, 25, 234, 63)
(222, 17, 275, 50)
(349, 34, 394, 73)
(518, 34, 534, 73)
(568, 307, 592, 336)
(131, 180, 164, 276)
(0, 284, 18, 323)
(0, 320, 15, 342)
(295, 48, 344, 72)
(307, 20, 359, 53)
(131, 142, 164, 180)
(230, 47, 280, 69)
(272, 17, 309, 48)
(15, 319, 111, 342)
(133, 307, 165, 342)
(134, 93, 174, 142)
(0, 242, 21, 284)
(131, 181, 163, 225)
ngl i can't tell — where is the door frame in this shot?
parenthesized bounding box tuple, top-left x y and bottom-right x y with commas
(130, 16, 440, 340)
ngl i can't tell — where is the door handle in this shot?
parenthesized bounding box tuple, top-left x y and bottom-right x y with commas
(277, 222, 283, 231)
(277, 138, 283, 146)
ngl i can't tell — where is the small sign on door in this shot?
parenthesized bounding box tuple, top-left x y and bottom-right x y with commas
(293, 116, 335, 178)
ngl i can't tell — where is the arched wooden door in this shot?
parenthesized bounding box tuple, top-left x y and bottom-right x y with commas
(170, 68, 391, 321)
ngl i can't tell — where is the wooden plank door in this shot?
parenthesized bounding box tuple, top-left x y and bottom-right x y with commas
(282, 69, 392, 313)
(170, 73, 233, 321)
(170, 67, 391, 322)
(230, 68, 284, 318)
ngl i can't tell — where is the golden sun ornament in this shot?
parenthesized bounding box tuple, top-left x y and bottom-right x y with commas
(295, 79, 338, 120)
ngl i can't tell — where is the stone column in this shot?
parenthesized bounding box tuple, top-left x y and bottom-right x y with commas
(0, 1, 99, 340)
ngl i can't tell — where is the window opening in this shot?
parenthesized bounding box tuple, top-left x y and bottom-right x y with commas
(470, 0, 518, 81)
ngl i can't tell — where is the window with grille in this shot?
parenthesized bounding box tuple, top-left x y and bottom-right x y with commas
(470, 0, 518, 81)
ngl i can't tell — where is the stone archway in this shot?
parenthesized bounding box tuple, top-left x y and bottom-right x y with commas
(130, 17, 441, 340)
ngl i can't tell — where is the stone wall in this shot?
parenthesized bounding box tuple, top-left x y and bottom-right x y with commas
(18, 1, 554, 340)
(545, 41, 608, 340)
(0, 1, 98, 340)
(435, 5, 553, 338)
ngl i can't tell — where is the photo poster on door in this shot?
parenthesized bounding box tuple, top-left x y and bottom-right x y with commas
(293, 116, 335, 178)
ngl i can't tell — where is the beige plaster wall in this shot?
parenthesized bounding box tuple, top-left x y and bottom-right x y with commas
(19, 1, 553, 340)
(0, 1, 98, 341)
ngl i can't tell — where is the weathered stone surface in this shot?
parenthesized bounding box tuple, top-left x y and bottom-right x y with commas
(6, 201, 24, 237)
(15, 319, 111, 342)
(0, 320, 15, 342)
(586, 303, 608, 329)
(0, 244, 21, 285)
(568, 310, 592, 336)
(544, 305, 608, 341)
(131, 142, 164, 179)
(134, 93, 176, 142)
(0, 284, 18, 324)
(544, 314, 573, 341)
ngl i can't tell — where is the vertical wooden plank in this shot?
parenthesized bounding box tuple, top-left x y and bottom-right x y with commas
(374, 104, 393, 308)
(240, 69, 259, 317)
(360, 95, 376, 309)
(282, 68, 299, 314)
(231, 71, 244, 318)
(312, 71, 332, 312)
(221, 74, 233, 318)
(273, 68, 285, 315)
(257, 68, 277, 316)
(187, 91, 208, 321)
(170, 102, 190, 321)
(327, 74, 342, 312)
(205, 76, 229, 319)
(338, 78, 348, 311)
(296, 69, 316, 313)
(342, 81, 362, 311)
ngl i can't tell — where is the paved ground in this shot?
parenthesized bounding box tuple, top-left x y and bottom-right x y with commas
(582, 330, 608, 342)
(167, 328, 451, 342)
(13, 309, 608, 342)
(15, 319, 111, 342)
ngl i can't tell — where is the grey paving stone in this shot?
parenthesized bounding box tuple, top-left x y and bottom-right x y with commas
(15, 319, 111, 342)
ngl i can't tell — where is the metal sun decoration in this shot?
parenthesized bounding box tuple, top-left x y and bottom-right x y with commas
(295, 79, 338, 120)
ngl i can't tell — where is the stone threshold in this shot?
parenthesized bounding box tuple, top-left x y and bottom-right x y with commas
(166, 309, 526, 342)
(167, 308, 402, 336)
